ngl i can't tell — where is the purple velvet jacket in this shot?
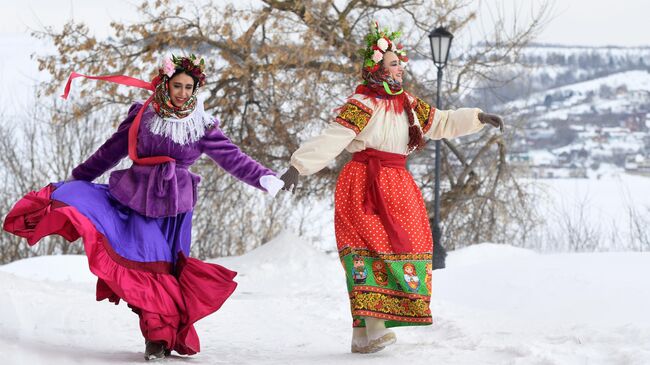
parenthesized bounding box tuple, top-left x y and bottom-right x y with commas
(72, 102, 274, 218)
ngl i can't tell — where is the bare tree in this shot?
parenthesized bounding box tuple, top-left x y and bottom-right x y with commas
(1, 0, 553, 263)
(0, 95, 120, 263)
(627, 205, 650, 251)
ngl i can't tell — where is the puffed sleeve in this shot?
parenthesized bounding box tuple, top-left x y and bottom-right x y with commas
(290, 97, 372, 175)
(71, 102, 142, 181)
(412, 97, 484, 140)
(200, 120, 277, 192)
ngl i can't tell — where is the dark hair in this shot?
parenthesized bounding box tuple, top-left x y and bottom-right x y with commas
(169, 69, 199, 90)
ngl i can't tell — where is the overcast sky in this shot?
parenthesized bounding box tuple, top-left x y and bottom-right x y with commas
(534, 0, 650, 47)
(1, 0, 649, 110)
(1, 0, 649, 47)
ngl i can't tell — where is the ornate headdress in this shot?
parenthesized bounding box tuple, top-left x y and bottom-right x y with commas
(152, 54, 207, 121)
(361, 21, 409, 73)
(158, 54, 207, 87)
(355, 22, 424, 153)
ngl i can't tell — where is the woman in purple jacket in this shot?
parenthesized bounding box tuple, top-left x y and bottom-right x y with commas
(3, 54, 283, 360)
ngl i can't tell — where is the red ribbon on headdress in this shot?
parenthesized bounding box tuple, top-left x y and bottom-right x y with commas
(61, 72, 174, 166)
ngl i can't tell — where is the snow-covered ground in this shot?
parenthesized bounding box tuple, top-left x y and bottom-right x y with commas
(526, 172, 650, 251)
(2, 232, 650, 364)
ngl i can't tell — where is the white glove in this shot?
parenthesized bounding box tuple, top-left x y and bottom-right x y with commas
(260, 175, 285, 198)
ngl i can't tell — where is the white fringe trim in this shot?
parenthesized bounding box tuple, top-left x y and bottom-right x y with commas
(147, 99, 215, 145)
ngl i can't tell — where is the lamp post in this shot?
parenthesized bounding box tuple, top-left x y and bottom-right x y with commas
(428, 26, 453, 269)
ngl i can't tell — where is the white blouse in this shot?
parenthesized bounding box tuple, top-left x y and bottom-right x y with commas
(291, 93, 484, 175)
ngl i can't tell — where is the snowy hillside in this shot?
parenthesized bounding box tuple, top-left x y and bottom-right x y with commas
(510, 45, 650, 99)
(501, 63, 650, 182)
(2, 232, 650, 364)
(505, 70, 650, 114)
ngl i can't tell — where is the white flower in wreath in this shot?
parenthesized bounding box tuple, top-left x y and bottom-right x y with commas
(193, 57, 201, 66)
(377, 38, 389, 52)
(371, 50, 384, 63)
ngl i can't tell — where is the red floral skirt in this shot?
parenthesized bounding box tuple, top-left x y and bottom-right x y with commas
(335, 161, 433, 328)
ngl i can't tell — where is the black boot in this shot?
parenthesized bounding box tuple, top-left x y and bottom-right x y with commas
(144, 340, 167, 361)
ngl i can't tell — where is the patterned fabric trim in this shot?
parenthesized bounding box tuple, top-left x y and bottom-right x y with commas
(335, 99, 373, 134)
(349, 288, 432, 324)
(348, 99, 373, 115)
(339, 247, 432, 261)
(353, 310, 433, 325)
(413, 97, 435, 134)
(340, 247, 434, 327)
(353, 285, 430, 300)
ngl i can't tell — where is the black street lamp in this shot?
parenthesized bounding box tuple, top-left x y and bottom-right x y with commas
(428, 26, 453, 270)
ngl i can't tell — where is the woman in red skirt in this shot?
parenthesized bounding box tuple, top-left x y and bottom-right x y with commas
(280, 22, 503, 353)
(4, 55, 284, 360)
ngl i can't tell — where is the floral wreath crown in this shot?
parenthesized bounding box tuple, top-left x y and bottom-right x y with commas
(362, 21, 409, 73)
(158, 54, 207, 87)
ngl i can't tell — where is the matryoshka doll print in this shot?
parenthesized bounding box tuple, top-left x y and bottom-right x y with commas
(403, 262, 420, 293)
(352, 254, 368, 284)
(372, 260, 389, 286)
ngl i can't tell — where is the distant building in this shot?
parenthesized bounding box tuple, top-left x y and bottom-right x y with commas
(625, 154, 650, 175)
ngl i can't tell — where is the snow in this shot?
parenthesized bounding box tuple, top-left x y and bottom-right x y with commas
(522, 45, 650, 59)
(2, 232, 650, 364)
(527, 150, 558, 166)
(2, 6, 650, 365)
(560, 70, 650, 94)
(505, 70, 650, 112)
(524, 173, 650, 252)
(0, 255, 94, 284)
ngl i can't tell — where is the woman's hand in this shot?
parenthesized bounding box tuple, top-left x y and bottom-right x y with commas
(478, 112, 504, 133)
(280, 166, 300, 193)
(260, 175, 285, 197)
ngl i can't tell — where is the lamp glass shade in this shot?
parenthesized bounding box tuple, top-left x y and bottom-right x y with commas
(428, 27, 454, 68)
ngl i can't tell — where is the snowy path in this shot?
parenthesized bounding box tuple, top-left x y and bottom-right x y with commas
(1, 233, 650, 364)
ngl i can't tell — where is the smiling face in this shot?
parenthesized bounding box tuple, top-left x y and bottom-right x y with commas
(382, 51, 403, 83)
(168, 72, 195, 107)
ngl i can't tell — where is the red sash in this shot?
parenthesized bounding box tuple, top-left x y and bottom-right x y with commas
(352, 148, 411, 253)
